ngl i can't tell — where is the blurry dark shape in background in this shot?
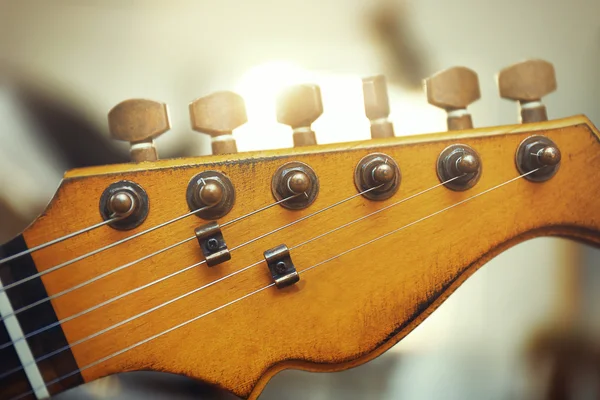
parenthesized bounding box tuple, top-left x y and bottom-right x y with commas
(17, 86, 128, 169)
(366, 0, 430, 91)
(0, 63, 127, 169)
(527, 324, 600, 400)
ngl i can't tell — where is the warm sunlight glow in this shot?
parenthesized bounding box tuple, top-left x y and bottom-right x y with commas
(234, 61, 445, 152)
(234, 61, 314, 151)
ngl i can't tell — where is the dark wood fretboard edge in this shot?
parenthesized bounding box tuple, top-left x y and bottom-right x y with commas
(0, 235, 83, 399)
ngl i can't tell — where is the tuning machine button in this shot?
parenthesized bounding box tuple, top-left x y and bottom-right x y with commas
(186, 171, 235, 219)
(108, 99, 170, 162)
(497, 59, 556, 123)
(436, 144, 482, 191)
(276, 84, 323, 147)
(425, 67, 481, 131)
(362, 75, 395, 138)
(354, 153, 401, 201)
(189, 91, 247, 155)
(516, 135, 561, 182)
(99, 181, 149, 230)
(271, 162, 319, 209)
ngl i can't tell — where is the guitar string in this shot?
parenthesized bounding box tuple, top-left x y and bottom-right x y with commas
(1, 178, 381, 294)
(0, 174, 464, 382)
(0, 192, 305, 294)
(8, 168, 539, 400)
(0, 176, 459, 379)
(0, 194, 299, 321)
(0, 174, 297, 267)
(0, 143, 539, 268)
(0, 207, 210, 292)
(0, 185, 383, 347)
(0, 217, 123, 266)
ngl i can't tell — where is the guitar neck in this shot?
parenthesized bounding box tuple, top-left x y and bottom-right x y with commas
(1, 236, 81, 400)
(2, 57, 600, 400)
(1, 115, 600, 400)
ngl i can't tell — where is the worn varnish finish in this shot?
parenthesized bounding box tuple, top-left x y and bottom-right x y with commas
(11, 116, 600, 398)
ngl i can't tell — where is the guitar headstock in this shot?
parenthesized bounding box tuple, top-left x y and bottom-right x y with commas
(1, 59, 599, 400)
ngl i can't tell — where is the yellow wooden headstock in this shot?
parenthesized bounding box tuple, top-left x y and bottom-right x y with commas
(1, 60, 598, 400)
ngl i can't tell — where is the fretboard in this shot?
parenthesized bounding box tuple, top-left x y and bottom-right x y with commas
(0, 236, 83, 400)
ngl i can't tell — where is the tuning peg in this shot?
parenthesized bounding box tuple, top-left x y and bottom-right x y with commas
(362, 75, 395, 138)
(497, 59, 556, 123)
(189, 91, 247, 155)
(424, 67, 481, 131)
(108, 99, 170, 162)
(276, 84, 322, 147)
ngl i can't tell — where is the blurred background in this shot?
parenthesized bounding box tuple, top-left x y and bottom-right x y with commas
(0, 0, 599, 399)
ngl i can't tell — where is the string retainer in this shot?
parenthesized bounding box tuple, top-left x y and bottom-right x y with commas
(195, 221, 230, 267)
(264, 244, 299, 289)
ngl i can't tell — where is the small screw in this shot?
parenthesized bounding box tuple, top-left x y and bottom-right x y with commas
(206, 238, 219, 251)
(275, 261, 287, 274)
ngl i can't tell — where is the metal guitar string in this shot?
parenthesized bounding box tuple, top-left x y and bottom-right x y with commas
(0, 217, 123, 266)
(1, 178, 380, 293)
(0, 186, 383, 349)
(0, 178, 300, 268)
(0, 193, 301, 327)
(9, 169, 540, 400)
(0, 175, 459, 380)
(0, 207, 212, 292)
(0, 194, 299, 322)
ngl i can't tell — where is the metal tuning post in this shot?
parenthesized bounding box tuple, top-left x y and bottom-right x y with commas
(195, 222, 231, 267)
(354, 153, 401, 200)
(436, 144, 482, 191)
(186, 171, 235, 219)
(425, 67, 481, 131)
(271, 162, 319, 209)
(264, 244, 299, 289)
(189, 91, 247, 155)
(108, 99, 171, 162)
(516, 135, 561, 182)
(99, 181, 149, 230)
(362, 75, 395, 138)
(276, 84, 323, 147)
(497, 59, 556, 123)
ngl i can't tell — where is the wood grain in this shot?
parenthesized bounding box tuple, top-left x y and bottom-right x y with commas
(16, 116, 600, 398)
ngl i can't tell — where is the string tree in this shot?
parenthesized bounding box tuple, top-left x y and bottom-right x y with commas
(108, 99, 170, 162)
(424, 67, 481, 131)
(195, 221, 231, 267)
(276, 84, 323, 147)
(264, 244, 299, 289)
(189, 91, 247, 155)
(362, 75, 395, 138)
(497, 59, 557, 123)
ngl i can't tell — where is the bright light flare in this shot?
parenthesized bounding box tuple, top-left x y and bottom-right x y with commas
(234, 61, 445, 152)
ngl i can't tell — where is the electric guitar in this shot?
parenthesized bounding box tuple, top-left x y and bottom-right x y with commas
(1, 59, 599, 400)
